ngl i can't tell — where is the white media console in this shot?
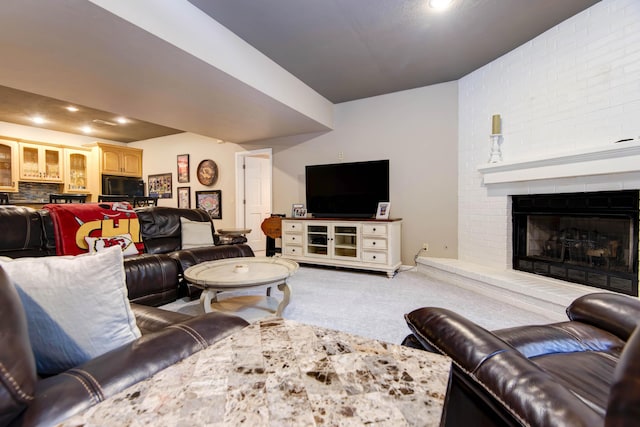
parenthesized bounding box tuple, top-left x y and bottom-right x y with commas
(281, 218, 402, 277)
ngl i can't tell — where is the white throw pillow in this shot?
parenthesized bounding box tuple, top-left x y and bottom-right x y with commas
(0, 246, 141, 375)
(180, 217, 214, 249)
(85, 233, 140, 256)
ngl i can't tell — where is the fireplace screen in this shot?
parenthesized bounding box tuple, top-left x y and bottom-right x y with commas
(513, 191, 638, 296)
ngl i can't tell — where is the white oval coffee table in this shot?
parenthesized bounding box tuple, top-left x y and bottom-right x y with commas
(184, 257, 299, 317)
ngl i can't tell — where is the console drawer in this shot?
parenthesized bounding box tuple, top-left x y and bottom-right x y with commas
(283, 246, 302, 256)
(362, 238, 387, 250)
(362, 224, 387, 236)
(362, 251, 387, 264)
(284, 234, 302, 245)
(284, 222, 303, 232)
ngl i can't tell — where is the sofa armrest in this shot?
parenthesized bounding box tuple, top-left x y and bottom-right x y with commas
(130, 303, 193, 334)
(14, 312, 249, 427)
(405, 307, 602, 427)
(566, 293, 640, 341)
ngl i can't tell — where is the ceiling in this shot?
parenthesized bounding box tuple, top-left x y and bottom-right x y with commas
(0, 0, 599, 143)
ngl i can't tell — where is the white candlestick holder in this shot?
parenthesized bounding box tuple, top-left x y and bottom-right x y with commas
(488, 133, 503, 163)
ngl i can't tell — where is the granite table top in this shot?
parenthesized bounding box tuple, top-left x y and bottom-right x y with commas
(60, 318, 451, 426)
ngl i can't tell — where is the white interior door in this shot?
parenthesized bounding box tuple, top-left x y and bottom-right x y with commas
(236, 150, 271, 255)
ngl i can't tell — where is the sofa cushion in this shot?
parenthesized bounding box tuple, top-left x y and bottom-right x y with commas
(180, 217, 214, 249)
(0, 267, 37, 426)
(0, 246, 141, 375)
(136, 207, 216, 254)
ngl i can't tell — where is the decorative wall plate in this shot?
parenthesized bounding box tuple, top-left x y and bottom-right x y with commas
(197, 159, 218, 186)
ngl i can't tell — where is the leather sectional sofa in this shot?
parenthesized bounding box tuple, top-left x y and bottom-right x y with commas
(0, 204, 255, 306)
(404, 292, 640, 427)
(0, 204, 256, 426)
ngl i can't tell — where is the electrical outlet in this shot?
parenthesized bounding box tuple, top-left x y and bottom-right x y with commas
(422, 243, 429, 251)
(338, 151, 344, 160)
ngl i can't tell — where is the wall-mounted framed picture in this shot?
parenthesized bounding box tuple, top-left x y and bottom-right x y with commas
(177, 186, 191, 209)
(197, 159, 218, 186)
(148, 173, 172, 199)
(177, 154, 190, 183)
(375, 202, 391, 219)
(196, 190, 222, 219)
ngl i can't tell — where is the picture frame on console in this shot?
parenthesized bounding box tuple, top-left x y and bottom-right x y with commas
(292, 203, 305, 218)
(177, 187, 190, 209)
(293, 206, 307, 218)
(148, 173, 172, 199)
(376, 202, 391, 219)
(196, 190, 222, 219)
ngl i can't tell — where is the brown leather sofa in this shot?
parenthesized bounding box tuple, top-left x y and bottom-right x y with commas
(0, 266, 250, 427)
(404, 293, 640, 427)
(0, 205, 254, 306)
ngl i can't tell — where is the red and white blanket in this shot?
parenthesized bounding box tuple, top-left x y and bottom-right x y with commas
(44, 202, 144, 256)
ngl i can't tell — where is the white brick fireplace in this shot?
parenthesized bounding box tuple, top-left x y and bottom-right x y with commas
(417, 0, 640, 318)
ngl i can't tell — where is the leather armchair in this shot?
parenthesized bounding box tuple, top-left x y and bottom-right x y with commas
(404, 293, 640, 427)
(0, 266, 249, 427)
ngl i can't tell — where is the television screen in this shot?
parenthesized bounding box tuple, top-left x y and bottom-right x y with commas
(305, 160, 389, 218)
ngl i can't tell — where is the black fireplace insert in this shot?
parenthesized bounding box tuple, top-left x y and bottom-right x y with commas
(512, 190, 638, 296)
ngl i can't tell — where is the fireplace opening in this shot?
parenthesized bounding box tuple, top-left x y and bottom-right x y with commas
(512, 191, 638, 296)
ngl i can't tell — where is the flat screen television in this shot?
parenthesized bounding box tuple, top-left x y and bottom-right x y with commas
(305, 160, 389, 218)
(102, 175, 145, 197)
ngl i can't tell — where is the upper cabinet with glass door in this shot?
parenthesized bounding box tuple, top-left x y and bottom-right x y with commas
(19, 142, 64, 182)
(0, 138, 19, 192)
(64, 146, 94, 194)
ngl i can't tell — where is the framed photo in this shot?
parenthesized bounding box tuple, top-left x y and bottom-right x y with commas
(291, 203, 304, 218)
(177, 154, 190, 183)
(197, 159, 219, 186)
(376, 202, 391, 219)
(177, 186, 191, 209)
(148, 173, 172, 199)
(293, 207, 307, 218)
(196, 190, 222, 219)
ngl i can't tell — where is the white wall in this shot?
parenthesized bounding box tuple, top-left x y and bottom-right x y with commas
(263, 81, 458, 265)
(458, 0, 640, 269)
(131, 133, 248, 231)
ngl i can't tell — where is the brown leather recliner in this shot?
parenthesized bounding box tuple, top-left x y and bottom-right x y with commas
(404, 292, 640, 427)
(0, 266, 249, 427)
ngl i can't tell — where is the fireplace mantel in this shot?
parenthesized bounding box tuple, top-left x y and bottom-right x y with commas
(478, 141, 640, 185)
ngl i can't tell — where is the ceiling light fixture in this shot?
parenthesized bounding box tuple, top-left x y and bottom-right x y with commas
(81, 125, 92, 134)
(429, 0, 453, 10)
(115, 117, 128, 124)
(66, 106, 79, 112)
(31, 116, 46, 125)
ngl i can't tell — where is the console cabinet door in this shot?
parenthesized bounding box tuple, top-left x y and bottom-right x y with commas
(0, 139, 18, 192)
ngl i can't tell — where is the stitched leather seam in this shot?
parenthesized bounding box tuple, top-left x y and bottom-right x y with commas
(67, 369, 105, 402)
(0, 361, 35, 401)
(61, 372, 100, 405)
(408, 323, 531, 427)
(168, 324, 207, 349)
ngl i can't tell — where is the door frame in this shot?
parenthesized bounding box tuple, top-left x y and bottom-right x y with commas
(235, 148, 273, 228)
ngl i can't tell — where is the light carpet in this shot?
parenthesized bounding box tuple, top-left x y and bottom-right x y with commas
(160, 265, 558, 345)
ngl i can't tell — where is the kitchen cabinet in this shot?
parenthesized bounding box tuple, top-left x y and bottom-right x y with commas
(0, 138, 18, 192)
(64, 147, 94, 194)
(19, 142, 63, 182)
(96, 143, 142, 177)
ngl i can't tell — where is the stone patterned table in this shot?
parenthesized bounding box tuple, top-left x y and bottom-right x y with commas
(60, 319, 451, 426)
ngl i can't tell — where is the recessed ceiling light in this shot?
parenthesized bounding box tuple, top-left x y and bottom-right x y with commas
(429, 0, 453, 10)
(66, 106, 79, 112)
(31, 116, 46, 125)
(81, 125, 92, 134)
(115, 117, 128, 124)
